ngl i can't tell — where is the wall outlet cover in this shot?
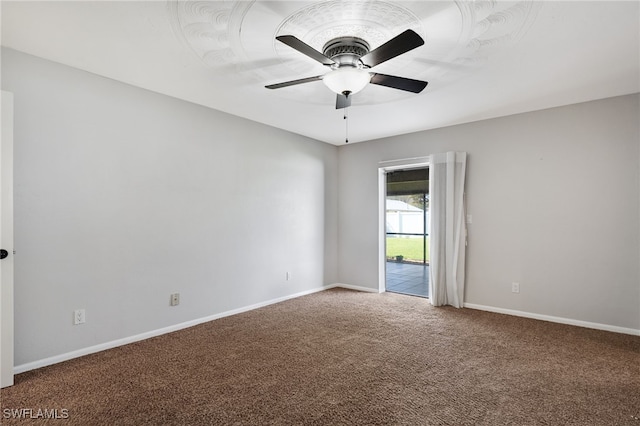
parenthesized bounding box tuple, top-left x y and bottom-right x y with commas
(170, 293, 180, 306)
(73, 309, 86, 325)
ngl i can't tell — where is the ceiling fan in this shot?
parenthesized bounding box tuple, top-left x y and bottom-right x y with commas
(265, 29, 428, 109)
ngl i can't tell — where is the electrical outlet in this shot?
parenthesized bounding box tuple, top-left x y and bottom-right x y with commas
(170, 293, 180, 306)
(511, 282, 520, 293)
(73, 309, 86, 325)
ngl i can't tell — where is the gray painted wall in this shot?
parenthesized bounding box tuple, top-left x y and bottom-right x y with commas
(2, 49, 339, 365)
(338, 93, 640, 330)
(3, 47, 639, 367)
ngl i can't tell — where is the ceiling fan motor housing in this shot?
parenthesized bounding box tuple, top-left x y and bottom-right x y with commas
(322, 37, 370, 68)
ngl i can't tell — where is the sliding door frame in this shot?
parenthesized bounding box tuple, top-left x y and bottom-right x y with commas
(378, 157, 430, 293)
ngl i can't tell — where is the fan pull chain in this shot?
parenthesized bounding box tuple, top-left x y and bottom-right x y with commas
(344, 106, 349, 143)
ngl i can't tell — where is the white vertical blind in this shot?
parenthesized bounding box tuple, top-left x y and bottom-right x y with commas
(429, 151, 467, 308)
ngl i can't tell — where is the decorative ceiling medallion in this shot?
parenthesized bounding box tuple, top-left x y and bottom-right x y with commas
(167, 1, 250, 68)
(277, 0, 423, 52)
(168, 0, 541, 105)
(468, 0, 541, 51)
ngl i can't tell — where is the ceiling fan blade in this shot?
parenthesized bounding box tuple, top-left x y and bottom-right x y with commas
(370, 73, 428, 93)
(276, 35, 336, 66)
(265, 75, 323, 90)
(360, 29, 425, 68)
(336, 93, 352, 109)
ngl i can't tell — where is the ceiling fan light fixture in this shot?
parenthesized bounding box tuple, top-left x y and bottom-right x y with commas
(322, 67, 371, 96)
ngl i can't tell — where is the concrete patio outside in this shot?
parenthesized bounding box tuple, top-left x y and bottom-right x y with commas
(385, 261, 428, 298)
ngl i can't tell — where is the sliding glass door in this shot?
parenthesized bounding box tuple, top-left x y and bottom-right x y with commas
(385, 168, 429, 298)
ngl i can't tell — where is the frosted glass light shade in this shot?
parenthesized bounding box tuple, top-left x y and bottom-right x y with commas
(322, 68, 371, 95)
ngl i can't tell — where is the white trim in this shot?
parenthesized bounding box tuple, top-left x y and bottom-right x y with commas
(15, 285, 336, 374)
(17, 286, 635, 374)
(1, 91, 15, 388)
(464, 303, 640, 336)
(378, 169, 387, 293)
(378, 159, 431, 294)
(378, 157, 430, 171)
(328, 283, 381, 293)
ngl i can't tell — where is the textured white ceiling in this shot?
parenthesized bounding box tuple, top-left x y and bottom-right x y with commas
(2, 1, 639, 145)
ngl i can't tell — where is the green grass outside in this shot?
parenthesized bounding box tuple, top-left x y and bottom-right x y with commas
(386, 236, 430, 263)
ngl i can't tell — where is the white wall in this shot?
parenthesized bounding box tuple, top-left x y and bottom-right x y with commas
(2, 48, 338, 366)
(338, 94, 640, 331)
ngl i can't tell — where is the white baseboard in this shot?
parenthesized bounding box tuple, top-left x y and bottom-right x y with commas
(20, 286, 633, 374)
(328, 283, 381, 293)
(14, 285, 335, 374)
(464, 303, 640, 336)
